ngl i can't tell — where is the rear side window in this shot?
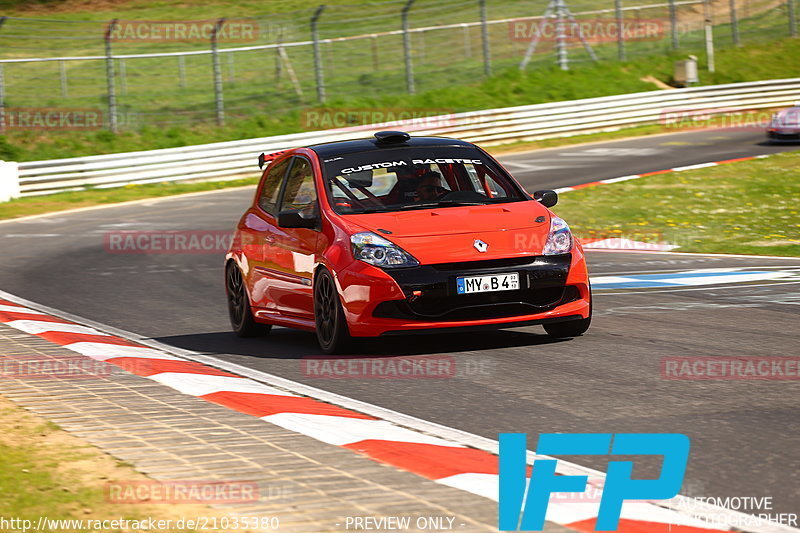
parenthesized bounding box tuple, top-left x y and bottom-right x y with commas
(258, 158, 290, 214)
(280, 157, 317, 216)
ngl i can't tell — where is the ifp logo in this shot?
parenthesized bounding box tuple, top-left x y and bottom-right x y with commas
(499, 433, 690, 531)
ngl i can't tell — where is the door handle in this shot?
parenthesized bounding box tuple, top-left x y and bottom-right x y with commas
(264, 234, 275, 243)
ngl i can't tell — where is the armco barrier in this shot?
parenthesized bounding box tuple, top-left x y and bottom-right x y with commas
(13, 78, 800, 197)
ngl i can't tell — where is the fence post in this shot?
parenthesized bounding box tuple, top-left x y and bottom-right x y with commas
(371, 34, 380, 71)
(556, 3, 568, 70)
(0, 17, 5, 131)
(311, 5, 327, 103)
(59, 60, 68, 97)
(704, 0, 715, 72)
(227, 53, 235, 82)
(730, 0, 740, 45)
(402, 0, 416, 94)
(211, 18, 225, 126)
(119, 58, 127, 96)
(479, 0, 492, 76)
(669, 0, 679, 49)
(615, 0, 626, 60)
(462, 24, 472, 58)
(178, 55, 186, 88)
(104, 19, 118, 133)
(789, 0, 798, 36)
(0, 63, 5, 132)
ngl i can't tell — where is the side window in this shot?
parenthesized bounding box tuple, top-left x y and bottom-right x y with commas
(485, 176, 509, 198)
(280, 157, 317, 217)
(258, 158, 290, 214)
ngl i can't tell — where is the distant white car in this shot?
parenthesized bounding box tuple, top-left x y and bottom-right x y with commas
(767, 103, 800, 142)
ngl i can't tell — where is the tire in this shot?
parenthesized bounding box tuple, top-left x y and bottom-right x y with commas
(314, 268, 354, 354)
(226, 262, 271, 337)
(544, 296, 592, 338)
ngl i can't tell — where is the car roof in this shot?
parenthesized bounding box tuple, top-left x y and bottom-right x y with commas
(308, 135, 476, 158)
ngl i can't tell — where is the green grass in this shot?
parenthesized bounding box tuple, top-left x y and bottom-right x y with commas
(2, 36, 799, 163)
(0, 399, 209, 531)
(554, 150, 800, 257)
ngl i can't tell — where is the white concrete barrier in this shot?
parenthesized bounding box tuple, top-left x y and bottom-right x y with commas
(0, 161, 21, 203)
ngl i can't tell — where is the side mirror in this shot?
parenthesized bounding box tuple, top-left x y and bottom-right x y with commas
(532, 189, 558, 208)
(277, 209, 317, 229)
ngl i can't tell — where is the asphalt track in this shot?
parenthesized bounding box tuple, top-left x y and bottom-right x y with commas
(1, 127, 798, 517)
(500, 127, 798, 190)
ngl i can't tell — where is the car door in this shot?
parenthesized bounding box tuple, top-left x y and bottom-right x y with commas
(271, 156, 320, 319)
(243, 156, 291, 310)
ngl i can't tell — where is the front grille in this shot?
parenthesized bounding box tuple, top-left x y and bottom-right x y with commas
(374, 254, 577, 322)
(432, 256, 541, 271)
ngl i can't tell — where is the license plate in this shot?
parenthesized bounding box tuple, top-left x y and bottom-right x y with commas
(456, 272, 520, 294)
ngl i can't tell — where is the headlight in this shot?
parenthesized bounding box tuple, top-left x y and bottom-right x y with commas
(542, 217, 574, 255)
(351, 232, 419, 268)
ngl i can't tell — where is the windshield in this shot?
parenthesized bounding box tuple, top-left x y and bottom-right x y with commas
(320, 146, 527, 214)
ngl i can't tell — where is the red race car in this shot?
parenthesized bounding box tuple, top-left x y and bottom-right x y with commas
(225, 131, 591, 353)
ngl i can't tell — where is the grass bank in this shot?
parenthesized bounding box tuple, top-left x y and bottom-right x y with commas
(1, 37, 798, 163)
(0, 394, 225, 531)
(555, 150, 800, 257)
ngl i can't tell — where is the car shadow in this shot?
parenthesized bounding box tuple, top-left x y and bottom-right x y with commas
(155, 326, 569, 360)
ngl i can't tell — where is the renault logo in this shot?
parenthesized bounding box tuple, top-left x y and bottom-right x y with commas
(473, 239, 488, 253)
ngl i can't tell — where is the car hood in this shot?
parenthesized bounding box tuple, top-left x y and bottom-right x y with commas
(344, 201, 553, 263)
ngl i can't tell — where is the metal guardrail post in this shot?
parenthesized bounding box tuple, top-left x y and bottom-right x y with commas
(402, 0, 416, 94)
(104, 19, 119, 133)
(311, 5, 327, 103)
(211, 18, 226, 126)
(119, 58, 127, 96)
(669, 0, 679, 49)
(789, 0, 798, 37)
(730, 0, 740, 45)
(704, 0, 715, 72)
(479, 0, 491, 76)
(615, 0, 626, 60)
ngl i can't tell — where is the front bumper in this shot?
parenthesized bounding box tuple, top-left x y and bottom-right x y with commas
(767, 130, 800, 141)
(337, 250, 590, 337)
